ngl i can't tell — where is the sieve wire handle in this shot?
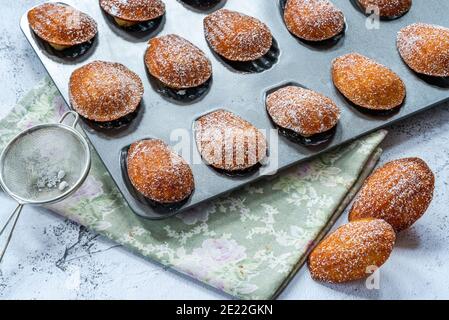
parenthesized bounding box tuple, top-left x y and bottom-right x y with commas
(0, 204, 23, 264)
(59, 111, 80, 128)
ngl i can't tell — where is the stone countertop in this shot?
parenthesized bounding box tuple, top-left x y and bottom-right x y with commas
(1, 0, 448, 300)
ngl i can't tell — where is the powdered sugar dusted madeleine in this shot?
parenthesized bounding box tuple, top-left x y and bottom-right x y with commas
(195, 110, 268, 172)
(28, 2, 97, 50)
(308, 219, 396, 283)
(284, 0, 345, 42)
(349, 158, 435, 232)
(357, 0, 411, 18)
(69, 61, 144, 122)
(397, 23, 449, 77)
(127, 139, 194, 204)
(332, 53, 406, 110)
(145, 34, 212, 89)
(100, 0, 165, 27)
(204, 9, 273, 61)
(266, 86, 340, 137)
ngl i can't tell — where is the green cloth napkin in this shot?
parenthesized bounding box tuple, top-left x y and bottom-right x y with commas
(0, 78, 387, 300)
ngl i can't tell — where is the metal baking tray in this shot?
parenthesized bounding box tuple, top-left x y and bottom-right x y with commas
(21, 0, 449, 219)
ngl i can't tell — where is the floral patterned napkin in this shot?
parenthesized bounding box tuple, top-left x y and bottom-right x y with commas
(0, 78, 387, 300)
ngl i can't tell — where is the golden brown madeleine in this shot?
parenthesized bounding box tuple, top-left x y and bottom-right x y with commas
(397, 23, 449, 77)
(308, 219, 396, 283)
(349, 158, 435, 232)
(332, 53, 406, 111)
(127, 139, 194, 204)
(357, 0, 411, 18)
(284, 0, 345, 42)
(69, 61, 144, 122)
(266, 86, 340, 137)
(145, 34, 212, 89)
(195, 110, 268, 172)
(28, 2, 97, 49)
(203, 9, 273, 61)
(100, 0, 165, 27)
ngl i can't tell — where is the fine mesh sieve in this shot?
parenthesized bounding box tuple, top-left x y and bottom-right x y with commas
(0, 111, 91, 263)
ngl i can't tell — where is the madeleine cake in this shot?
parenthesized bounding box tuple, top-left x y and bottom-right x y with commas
(28, 2, 97, 51)
(127, 139, 194, 204)
(204, 9, 273, 62)
(349, 158, 435, 232)
(332, 53, 406, 111)
(357, 0, 412, 18)
(145, 34, 212, 89)
(266, 86, 340, 138)
(69, 61, 144, 122)
(308, 219, 396, 283)
(195, 110, 268, 172)
(100, 0, 165, 27)
(397, 23, 449, 77)
(284, 0, 345, 41)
